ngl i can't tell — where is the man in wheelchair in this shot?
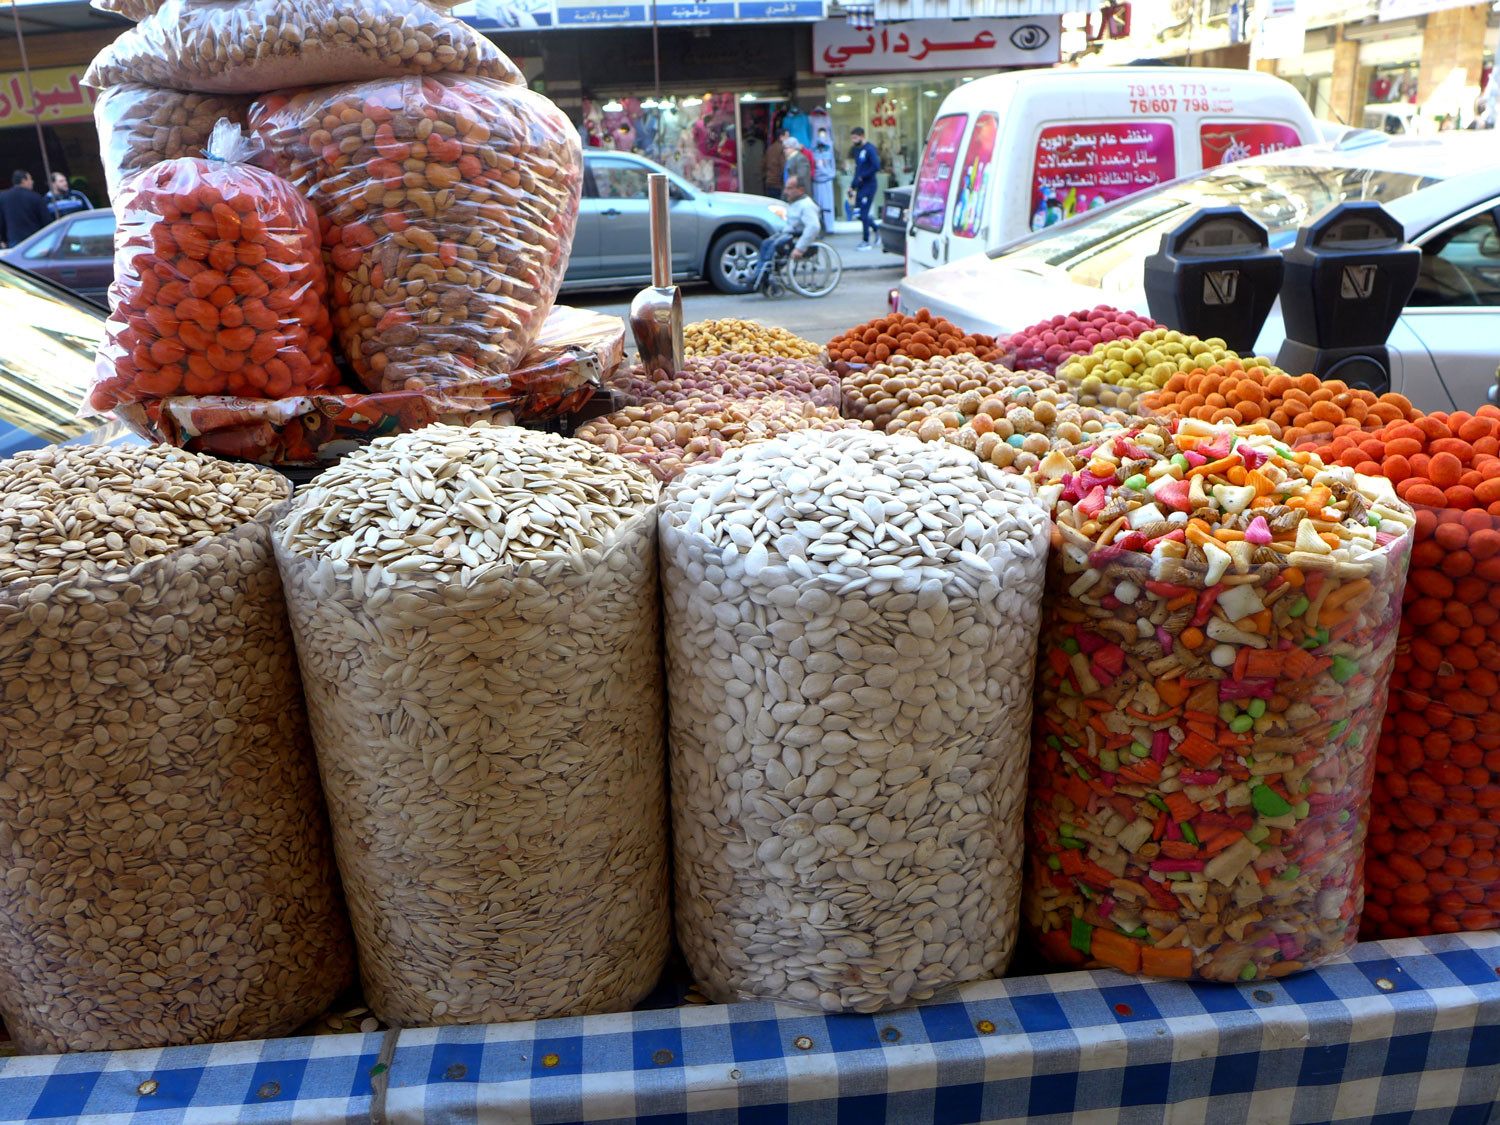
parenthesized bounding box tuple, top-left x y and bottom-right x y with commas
(752, 173, 821, 292)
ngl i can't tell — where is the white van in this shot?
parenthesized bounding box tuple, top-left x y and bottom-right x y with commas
(905, 67, 1321, 276)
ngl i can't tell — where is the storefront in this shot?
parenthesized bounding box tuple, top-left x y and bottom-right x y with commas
(0, 63, 105, 207)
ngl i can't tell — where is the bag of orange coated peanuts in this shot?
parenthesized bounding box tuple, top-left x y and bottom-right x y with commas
(91, 120, 339, 414)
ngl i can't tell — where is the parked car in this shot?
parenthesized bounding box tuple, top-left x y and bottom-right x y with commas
(0, 208, 115, 307)
(567, 150, 784, 294)
(879, 184, 910, 257)
(0, 260, 131, 457)
(903, 67, 1321, 277)
(899, 132, 1500, 413)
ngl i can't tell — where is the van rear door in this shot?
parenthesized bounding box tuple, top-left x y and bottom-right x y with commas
(906, 113, 969, 273)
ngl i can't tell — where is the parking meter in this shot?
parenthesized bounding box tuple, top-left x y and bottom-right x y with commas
(1143, 207, 1283, 354)
(1275, 201, 1421, 394)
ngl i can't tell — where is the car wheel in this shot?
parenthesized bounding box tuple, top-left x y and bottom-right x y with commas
(708, 231, 761, 294)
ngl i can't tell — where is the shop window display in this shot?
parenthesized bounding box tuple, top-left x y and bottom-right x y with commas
(581, 94, 739, 192)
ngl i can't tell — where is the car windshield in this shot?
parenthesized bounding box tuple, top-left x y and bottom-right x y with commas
(0, 264, 108, 457)
(997, 162, 1439, 289)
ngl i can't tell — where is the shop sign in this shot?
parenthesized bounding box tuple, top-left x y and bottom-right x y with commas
(813, 17, 1060, 73)
(1029, 122, 1174, 231)
(541, 0, 825, 24)
(1377, 0, 1475, 20)
(0, 66, 96, 131)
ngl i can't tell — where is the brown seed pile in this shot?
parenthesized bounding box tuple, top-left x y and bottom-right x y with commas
(611, 353, 840, 408)
(574, 396, 867, 481)
(840, 354, 1057, 429)
(0, 445, 354, 1054)
(95, 84, 251, 202)
(684, 319, 821, 360)
(84, 0, 523, 95)
(252, 76, 581, 393)
(275, 425, 671, 1026)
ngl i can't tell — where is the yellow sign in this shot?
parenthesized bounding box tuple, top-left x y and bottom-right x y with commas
(0, 65, 97, 131)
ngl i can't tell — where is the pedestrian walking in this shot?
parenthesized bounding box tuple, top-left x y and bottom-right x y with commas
(0, 171, 48, 249)
(45, 172, 93, 223)
(846, 126, 880, 250)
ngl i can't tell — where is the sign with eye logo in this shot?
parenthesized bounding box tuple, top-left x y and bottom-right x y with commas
(814, 17, 1060, 73)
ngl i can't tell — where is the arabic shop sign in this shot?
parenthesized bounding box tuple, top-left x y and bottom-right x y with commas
(551, 0, 824, 25)
(813, 17, 1058, 74)
(0, 66, 97, 131)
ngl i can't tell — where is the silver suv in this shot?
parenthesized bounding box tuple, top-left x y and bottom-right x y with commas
(565, 150, 787, 294)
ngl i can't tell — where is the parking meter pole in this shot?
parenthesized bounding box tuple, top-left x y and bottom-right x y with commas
(1143, 206, 1284, 354)
(1275, 200, 1421, 394)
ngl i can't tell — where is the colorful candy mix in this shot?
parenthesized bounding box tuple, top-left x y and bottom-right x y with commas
(1025, 418, 1415, 981)
(1338, 408, 1500, 938)
(1002, 306, 1160, 375)
(1144, 364, 1420, 447)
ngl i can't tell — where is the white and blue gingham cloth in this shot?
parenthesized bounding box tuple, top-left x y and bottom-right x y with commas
(2, 933, 1497, 1124)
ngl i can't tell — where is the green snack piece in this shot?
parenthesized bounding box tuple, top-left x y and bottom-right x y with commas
(1368, 513, 1381, 527)
(1247, 824, 1271, 844)
(1071, 916, 1094, 954)
(1218, 702, 1239, 723)
(1288, 596, 1310, 618)
(1279, 864, 1301, 880)
(1172, 453, 1190, 472)
(1293, 801, 1310, 819)
(1252, 785, 1292, 818)
(1124, 474, 1148, 491)
(1330, 655, 1358, 684)
(1338, 809, 1351, 824)
(1130, 741, 1150, 758)
(1100, 750, 1120, 773)
(1047, 855, 1062, 870)
(1047, 735, 1063, 750)
(1247, 699, 1267, 719)
(1130, 926, 1149, 939)
(1230, 715, 1255, 734)
(1061, 638, 1080, 655)
(1181, 822, 1199, 846)
(1059, 822, 1076, 837)
(1062, 837, 1087, 849)
(1147, 794, 1169, 811)
(1240, 963, 1259, 981)
(1330, 717, 1349, 738)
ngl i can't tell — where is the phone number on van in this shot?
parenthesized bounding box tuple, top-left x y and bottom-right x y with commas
(1127, 84, 1235, 115)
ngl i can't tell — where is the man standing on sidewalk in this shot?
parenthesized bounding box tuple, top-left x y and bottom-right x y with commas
(0, 170, 48, 249)
(846, 126, 880, 251)
(45, 172, 92, 223)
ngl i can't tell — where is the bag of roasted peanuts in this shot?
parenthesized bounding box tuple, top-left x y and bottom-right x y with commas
(91, 120, 339, 414)
(252, 76, 583, 394)
(84, 0, 521, 96)
(95, 84, 251, 203)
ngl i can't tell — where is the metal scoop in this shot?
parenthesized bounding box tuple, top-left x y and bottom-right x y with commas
(629, 173, 683, 378)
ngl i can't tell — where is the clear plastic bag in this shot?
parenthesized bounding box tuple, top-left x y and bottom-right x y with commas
(661, 431, 1049, 1012)
(91, 120, 339, 413)
(273, 427, 670, 1026)
(83, 0, 522, 95)
(95, 84, 252, 204)
(0, 474, 353, 1054)
(92, 0, 463, 19)
(252, 76, 582, 394)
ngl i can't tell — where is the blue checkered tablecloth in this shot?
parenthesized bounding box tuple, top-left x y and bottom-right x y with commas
(2, 932, 1497, 1124)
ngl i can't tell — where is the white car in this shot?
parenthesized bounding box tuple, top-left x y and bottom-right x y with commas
(899, 132, 1500, 412)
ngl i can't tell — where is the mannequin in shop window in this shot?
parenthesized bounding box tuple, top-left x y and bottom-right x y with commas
(812, 127, 836, 232)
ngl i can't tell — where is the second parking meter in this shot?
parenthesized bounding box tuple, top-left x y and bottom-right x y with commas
(1275, 200, 1421, 394)
(1143, 207, 1284, 354)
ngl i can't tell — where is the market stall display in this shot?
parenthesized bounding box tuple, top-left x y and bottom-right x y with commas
(92, 0, 464, 18)
(0, 444, 353, 1054)
(1314, 410, 1500, 938)
(252, 76, 581, 393)
(574, 396, 864, 481)
(824, 310, 1004, 370)
(1141, 362, 1422, 446)
(1001, 307, 1160, 375)
(275, 425, 670, 1026)
(90, 122, 339, 414)
(609, 353, 840, 408)
(83, 0, 522, 95)
(663, 430, 1049, 1012)
(684, 319, 820, 360)
(94, 84, 250, 203)
(1026, 419, 1415, 981)
(114, 305, 620, 466)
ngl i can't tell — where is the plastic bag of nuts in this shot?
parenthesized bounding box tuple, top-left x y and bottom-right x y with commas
(0, 445, 354, 1054)
(608, 354, 840, 409)
(92, 0, 464, 20)
(1025, 419, 1414, 981)
(94, 84, 251, 203)
(274, 426, 671, 1026)
(662, 430, 1050, 1012)
(84, 0, 521, 96)
(574, 395, 866, 481)
(91, 121, 339, 413)
(251, 76, 582, 394)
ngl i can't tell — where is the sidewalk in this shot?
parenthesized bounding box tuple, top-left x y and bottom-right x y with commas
(823, 228, 905, 272)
